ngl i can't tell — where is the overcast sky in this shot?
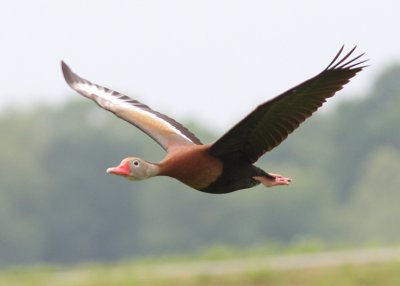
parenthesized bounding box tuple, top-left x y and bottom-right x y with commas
(1, 0, 399, 131)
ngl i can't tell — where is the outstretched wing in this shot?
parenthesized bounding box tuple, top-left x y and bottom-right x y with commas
(61, 62, 202, 152)
(209, 46, 368, 163)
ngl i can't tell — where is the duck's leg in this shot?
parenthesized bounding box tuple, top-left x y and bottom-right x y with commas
(253, 173, 291, 188)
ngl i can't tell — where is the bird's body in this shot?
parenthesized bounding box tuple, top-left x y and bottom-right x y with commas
(62, 46, 367, 194)
(159, 144, 223, 191)
(160, 144, 271, 193)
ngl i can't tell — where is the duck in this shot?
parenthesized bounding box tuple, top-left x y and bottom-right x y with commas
(61, 46, 367, 194)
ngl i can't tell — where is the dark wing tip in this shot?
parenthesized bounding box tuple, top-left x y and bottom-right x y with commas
(61, 60, 76, 87)
(325, 45, 369, 71)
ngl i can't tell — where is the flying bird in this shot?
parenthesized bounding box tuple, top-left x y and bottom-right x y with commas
(61, 46, 367, 194)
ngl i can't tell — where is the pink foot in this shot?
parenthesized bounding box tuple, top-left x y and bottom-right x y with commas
(253, 173, 292, 188)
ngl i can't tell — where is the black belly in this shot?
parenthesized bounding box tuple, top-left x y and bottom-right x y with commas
(198, 159, 266, 194)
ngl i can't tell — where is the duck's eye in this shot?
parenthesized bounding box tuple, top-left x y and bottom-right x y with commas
(133, 160, 140, 167)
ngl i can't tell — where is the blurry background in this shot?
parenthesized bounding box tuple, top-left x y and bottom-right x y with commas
(1, 0, 400, 267)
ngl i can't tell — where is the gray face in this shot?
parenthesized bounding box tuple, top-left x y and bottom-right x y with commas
(126, 157, 152, 181)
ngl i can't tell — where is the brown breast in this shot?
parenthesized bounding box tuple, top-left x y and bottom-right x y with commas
(158, 144, 223, 190)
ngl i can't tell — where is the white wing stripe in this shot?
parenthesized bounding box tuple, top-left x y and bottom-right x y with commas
(74, 81, 195, 144)
(62, 61, 202, 150)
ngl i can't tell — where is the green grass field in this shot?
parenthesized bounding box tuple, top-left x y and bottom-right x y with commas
(2, 261, 400, 286)
(2, 248, 400, 286)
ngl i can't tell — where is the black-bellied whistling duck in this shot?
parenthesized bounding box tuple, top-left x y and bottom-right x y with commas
(61, 46, 367, 194)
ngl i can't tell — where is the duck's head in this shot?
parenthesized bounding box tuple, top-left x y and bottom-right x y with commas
(106, 157, 159, 181)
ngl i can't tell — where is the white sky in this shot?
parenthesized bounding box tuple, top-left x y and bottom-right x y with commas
(1, 0, 399, 131)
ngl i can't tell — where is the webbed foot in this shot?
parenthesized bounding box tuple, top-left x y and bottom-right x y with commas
(253, 173, 292, 188)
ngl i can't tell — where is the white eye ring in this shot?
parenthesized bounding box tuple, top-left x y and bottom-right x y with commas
(133, 160, 140, 167)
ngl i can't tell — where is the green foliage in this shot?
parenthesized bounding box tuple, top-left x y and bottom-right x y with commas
(346, 146, 400, 243)
(1, 255, 400, 286)
(0, 65, 399, 267)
